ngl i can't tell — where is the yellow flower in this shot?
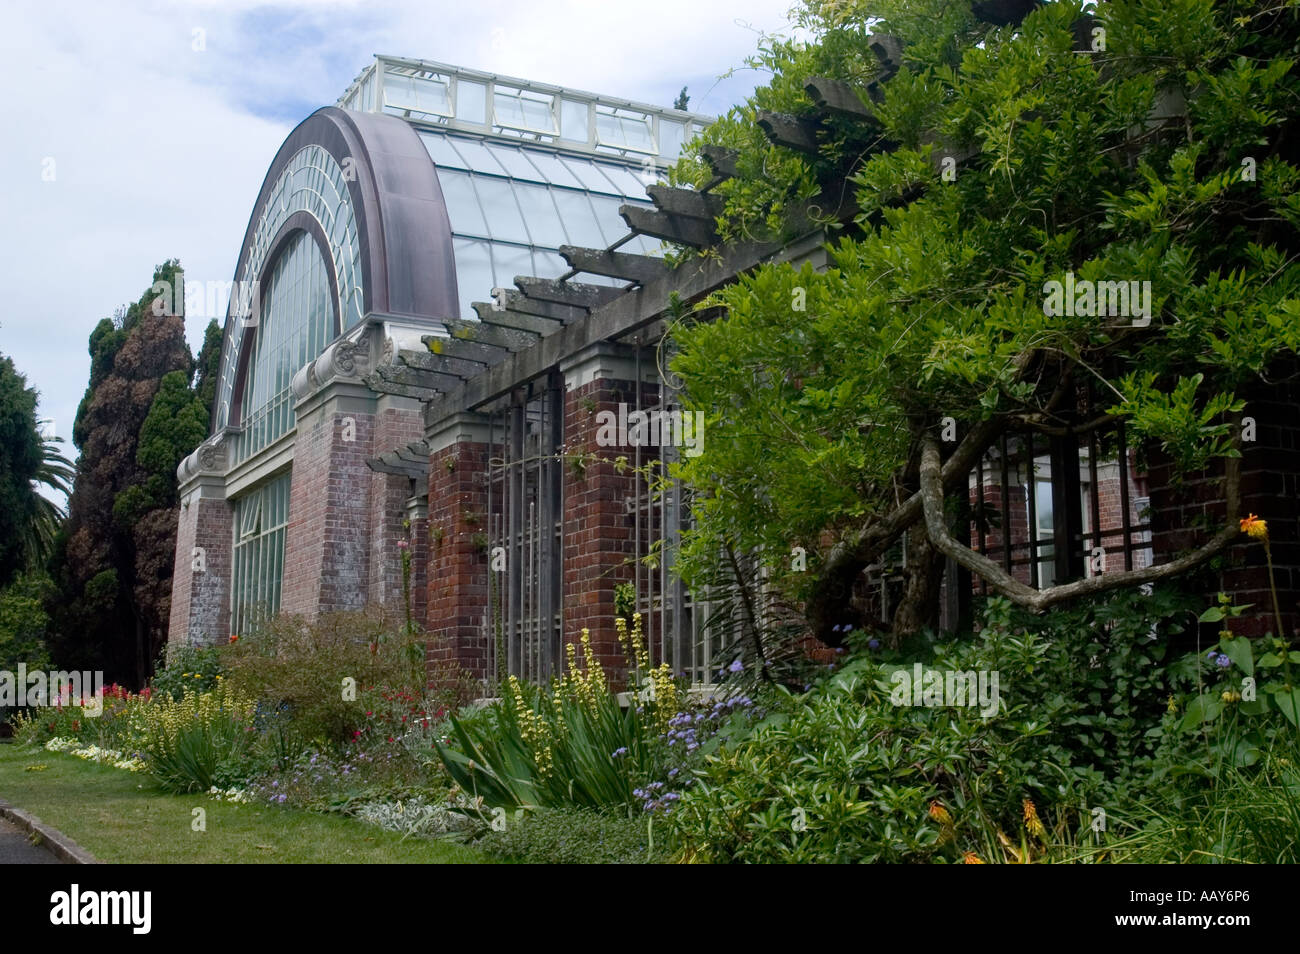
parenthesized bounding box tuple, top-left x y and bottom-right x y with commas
(1240, 514, 1268, 541)
(928, 801, 953, 826)
(1022, 798, 1046, 840)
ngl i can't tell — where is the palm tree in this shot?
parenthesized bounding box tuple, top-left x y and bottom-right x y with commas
(20, 433, 75, 570)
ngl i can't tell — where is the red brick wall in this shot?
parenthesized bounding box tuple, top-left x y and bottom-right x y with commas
(561, 376, 661, 685)
(1148, 374, 1300, 638)
(426, 438, 491, 681)
(282, 408, 374, 617)
(167, 494, 232, 647)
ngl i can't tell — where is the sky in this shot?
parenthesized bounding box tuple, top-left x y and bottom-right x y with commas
(0, 0, 802, 466)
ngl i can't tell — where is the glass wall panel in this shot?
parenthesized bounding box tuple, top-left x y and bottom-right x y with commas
(233, 231, 332, 464)
(230, 471, 292, 636)
(493, 85, 557, 134)
(560, 99, 588, 141)
(456, 80, 487, 124)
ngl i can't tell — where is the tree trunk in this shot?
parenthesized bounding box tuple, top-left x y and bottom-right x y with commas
(888, 532, 946, 647)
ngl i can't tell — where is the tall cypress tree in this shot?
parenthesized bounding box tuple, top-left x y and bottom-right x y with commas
(47, 263, 215, 687)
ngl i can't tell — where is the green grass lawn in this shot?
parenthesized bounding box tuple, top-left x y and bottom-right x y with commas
(0, 743, 489, 864)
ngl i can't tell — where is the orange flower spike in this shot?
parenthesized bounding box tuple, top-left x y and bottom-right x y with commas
(928, 802, 953, 826)
(1022, 798, 1046, 840)
(1240, 514, 1268, 542)
(962, 851, 985, 864)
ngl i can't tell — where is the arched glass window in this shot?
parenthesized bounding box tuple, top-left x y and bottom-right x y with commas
(233, 231, 334, 463)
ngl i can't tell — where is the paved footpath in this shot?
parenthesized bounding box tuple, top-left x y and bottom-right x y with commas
(0, 814, 63, 864)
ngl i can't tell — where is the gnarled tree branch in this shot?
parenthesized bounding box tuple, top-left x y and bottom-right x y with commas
(918, 436, 1241, 613)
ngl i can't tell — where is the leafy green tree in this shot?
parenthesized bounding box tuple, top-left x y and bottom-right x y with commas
(0, 354, 65, 586)
(666, 0, 1300, 646)
(0, 572, 54, 672)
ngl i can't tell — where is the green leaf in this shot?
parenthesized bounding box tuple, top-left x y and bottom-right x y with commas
(1180, 693, 1223, 731)
(1218, 636, 1254, 675)
(1272, 689, 1300, 727)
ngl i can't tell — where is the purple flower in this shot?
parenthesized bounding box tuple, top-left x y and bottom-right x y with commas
(727, 659, 744, 674)
(1215, 653, 1232, 668)
(612, 747, 628, 758)
(868, 639, 880, 650)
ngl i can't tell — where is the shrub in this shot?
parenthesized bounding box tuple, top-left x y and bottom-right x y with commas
(131, 685, 256, 793)
(437, 618, 680, 812)
(151, 644, 224, 700)
(664, 591, 1201, 863)
(474, 807, 667, 864)
(221, 609, 425, 747)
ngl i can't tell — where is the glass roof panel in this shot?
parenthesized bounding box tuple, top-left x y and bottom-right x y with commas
(531, 248, 568, 279)
(513, 150, 584, 189)
(512, 183, 567, 247)
(420, 131, 467, 170)
(452, 236, 494, 319)
(557, 155, 622, 194)
(446, 137, 508, 176)
(490, 242, 534, 290)
(472, 176, 530, 244)
(588, 193, 635, 246)
(549, 189, 606, 248)
(596, 162, 651, 198)
(485, 142, 546, 181)
(437, 169, 488, 237)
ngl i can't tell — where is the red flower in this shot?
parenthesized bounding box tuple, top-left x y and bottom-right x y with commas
(229, 634, 240, 644)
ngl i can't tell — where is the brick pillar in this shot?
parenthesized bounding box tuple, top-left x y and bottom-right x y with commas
(426, 412, 491, 684)
(1148, 369, 1300, 638)
(560, 344, 659, 685)
(168, 465, 232, 648)
(282, 388, 374, 618)
(367, 400, 427, 622)
(405, 494, 429, 633)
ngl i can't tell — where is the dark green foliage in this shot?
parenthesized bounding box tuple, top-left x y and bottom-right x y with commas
(0, 355, 45, 586)
(474, 807, 667, 864)
(194, 319, 222, 418)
